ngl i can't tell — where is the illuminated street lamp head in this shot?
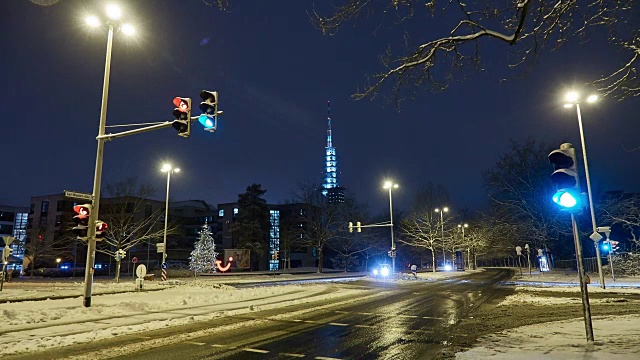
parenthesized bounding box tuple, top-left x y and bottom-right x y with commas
(443, 207, 449, 213)
(383, 181, 392, 189)
(161, 164, 172, 172)
(56, 258, 61, 263)
(121, 23, 135, 35)
(458, 223, 469, 228)
(393, 184, 399, 189)
(586, 94, 598, 103)
(565, 91, 579, 103)
(174, 168, 180, 173)
(85, 15, 101, 27)
(106, 4, 122, 20)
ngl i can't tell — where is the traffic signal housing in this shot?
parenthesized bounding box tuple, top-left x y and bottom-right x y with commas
(95, 220, 108, 241)
(610, 240, 620, 253)
(348, 222, 353, 233)
(72, 204, 92, 240)
(601, 241, 611, 252)
(356, 221, 362, 233)
(198, 90, 218, 132)
(172, 97, 192, 138)
(548, 143, 581, 212)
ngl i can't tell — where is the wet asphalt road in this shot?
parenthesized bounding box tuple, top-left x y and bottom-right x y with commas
(17, 269, 512, 360)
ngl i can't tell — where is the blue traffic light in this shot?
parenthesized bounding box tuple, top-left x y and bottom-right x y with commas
(602, 242, 611, 252)
(198, 114, 215, 130)
(552, 190, 578, 208)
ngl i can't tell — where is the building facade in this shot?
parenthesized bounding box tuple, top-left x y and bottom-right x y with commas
(0, 205, 29, 270)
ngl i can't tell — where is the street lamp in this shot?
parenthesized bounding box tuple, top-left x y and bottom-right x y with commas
(383, 181, 399, 273)
(161, 164, 180, 274)
(458, 223, 469, 270)
(81, 4, 136, 307)
(564, 90, 605, 289)
(435, 207, 449, 269)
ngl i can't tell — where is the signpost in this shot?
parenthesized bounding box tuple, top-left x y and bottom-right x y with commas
(161, 262, 167, 281)
(132, 257, 138, 279)
(515, 246, 523, 276)
(1, 237, 15, 292)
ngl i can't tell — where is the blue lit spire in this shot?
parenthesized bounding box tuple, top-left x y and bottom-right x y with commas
(322, 101, 338, 196)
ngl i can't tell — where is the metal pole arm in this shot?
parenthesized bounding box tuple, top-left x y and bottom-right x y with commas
(97, 121, 176, 141)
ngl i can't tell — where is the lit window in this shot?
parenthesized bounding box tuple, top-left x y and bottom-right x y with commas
(218, 209, 224, 217)
(233, 208, 239, 215)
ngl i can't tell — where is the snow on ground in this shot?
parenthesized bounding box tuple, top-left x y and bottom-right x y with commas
(0, 281, 374, 356)
(512, 269, 640, 288)
(497, 292, 640, 306)
(366, 269, 485, 284)
(456, 314, 640, 359)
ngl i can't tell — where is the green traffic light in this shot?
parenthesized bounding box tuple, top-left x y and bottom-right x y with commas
(552, 190, 578, 208)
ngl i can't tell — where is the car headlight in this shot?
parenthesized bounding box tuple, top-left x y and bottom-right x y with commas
(444, 264, 453, 271)
(373, 269, 379, 275)
(380, 267, 390, 277)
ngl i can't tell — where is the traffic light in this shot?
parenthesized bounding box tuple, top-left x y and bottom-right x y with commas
(356, 221, 362, 233)
(348, 222, 353, 233)
(548, 143, 581, 212)
(272, 250, 279, 261)
(601, 241, 611, 252)
(116, 249, 126, 260)
(172, 97, 192, 138)
(72, 204, 92, 240)
(95, 220, 108, 241)
(610, 240, 620, 253)
(2, 246, 12, 262)
(198, 90, 218, 132)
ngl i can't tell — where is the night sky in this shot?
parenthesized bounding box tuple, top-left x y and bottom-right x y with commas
(2, 0, 639, 215)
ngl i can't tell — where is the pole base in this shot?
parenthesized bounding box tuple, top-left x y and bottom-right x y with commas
(83, 297, 92, 307)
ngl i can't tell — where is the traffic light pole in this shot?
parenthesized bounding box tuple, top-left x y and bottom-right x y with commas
(575, 103, 605, 289)
(571, 213, 594, 342)
(387, 187, 395, 273)
(83, 24, 114, 308)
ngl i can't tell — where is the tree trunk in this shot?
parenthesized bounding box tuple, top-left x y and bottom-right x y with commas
(317, 248, 323, 273)
(431, 250, 436, 273)
(115, 259, 121, 283)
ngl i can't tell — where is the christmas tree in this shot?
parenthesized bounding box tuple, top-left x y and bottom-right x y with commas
(189, 222, 219, 276)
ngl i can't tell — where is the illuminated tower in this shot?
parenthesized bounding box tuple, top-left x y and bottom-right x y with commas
(322, 101, 345, 203)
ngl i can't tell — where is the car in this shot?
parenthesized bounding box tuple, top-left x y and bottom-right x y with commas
(371, 263, 391, 277)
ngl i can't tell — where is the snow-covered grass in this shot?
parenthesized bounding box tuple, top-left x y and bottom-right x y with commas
(497, 292, 640, 307)
(456, 314, 640, 359)
(0, 282, 372, 356)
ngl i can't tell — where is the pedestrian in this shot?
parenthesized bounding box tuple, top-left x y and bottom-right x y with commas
(7, 267, 13, 282)
(410, 264, 417, 279)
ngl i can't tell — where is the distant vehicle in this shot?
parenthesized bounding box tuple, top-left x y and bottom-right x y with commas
(371, 264, 391, 278)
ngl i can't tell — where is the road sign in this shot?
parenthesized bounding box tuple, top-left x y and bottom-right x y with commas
(161, 262, 167, 270)
(132, 257, 138, 264)
(135, 264, 147, 278)
(63, 190, 94, 201)
(2, 236, 15, 246)
(589, 231, 603, 242)
(156, 243, 165, 253)
(2, 246, 10, 262)
(516, 246, 522, 256)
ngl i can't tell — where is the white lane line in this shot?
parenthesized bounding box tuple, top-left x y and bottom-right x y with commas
(186, 341, 206, 345)
(422, 316, 443, 320)
(211, 344, 225, 347)
(281, 353, 306, 358)
(355, 324, 374, 328)
(292, 319, 303, 322)
(328, 322, 349, 327)
(316, 357, 342, 360)
(334, 310, 348, 314)
(303, 320, 318, 323)
(399, 315, 418, 318)
(243, 348, 270, 354)
(357, 312, 373, 315)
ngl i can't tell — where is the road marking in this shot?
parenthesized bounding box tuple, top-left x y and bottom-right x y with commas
(243, 348, 270, 354)
(303, 320, 318, 323)
(292, 319, 303, 322)
(186, 341, 206, 345)
(357, 312, 373, 315)
(334, 310, 348, 314)
(316, 357, 342, 360)
(281, 353, 305, 358)
(399, 315, 418, 318)
(328, 322, 349, 326)
(211, 344, 225, 347)
(355, 324, 374, 328)
(422, 316, 443, 320)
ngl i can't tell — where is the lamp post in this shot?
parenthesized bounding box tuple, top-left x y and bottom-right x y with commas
(458, 223, 469, 270)
(564, 91, 605, 289)
(435, 207, 449, 269)
(383, 181, 398, 273)
(82, 4, 135, 307)
(161, 164, 180, 275)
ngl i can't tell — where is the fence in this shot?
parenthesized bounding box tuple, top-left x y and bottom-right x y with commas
(555, 257, 610, 273)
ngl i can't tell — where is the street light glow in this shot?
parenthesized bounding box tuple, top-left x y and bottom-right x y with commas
(383, 181, 392, 189)
(563, 103, 574, 108)
(86, 16, 100, 27)
(566, 91, 579, 103)
(106, 4, 122, 20)
(586, 94, 598, 103)
(443, 207, 449, 212)
(174, 168, 180, 173)
(121, 23, 135, 35)
(161, 164, 172, 172)
(393, 184, 398, 189)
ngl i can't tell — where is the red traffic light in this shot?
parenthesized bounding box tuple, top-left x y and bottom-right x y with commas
(96, 221, 108, 232)
(73, 204, 91, 219)
(173, 97, 191, 112)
